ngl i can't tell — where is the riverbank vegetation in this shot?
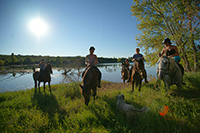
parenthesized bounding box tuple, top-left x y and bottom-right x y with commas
(0, 72, 199, 132)
(0, 53, 128, 67)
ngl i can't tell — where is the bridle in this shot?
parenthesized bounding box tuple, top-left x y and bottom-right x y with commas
(134, 61, 143, 77)
(157, 56, 170, 75)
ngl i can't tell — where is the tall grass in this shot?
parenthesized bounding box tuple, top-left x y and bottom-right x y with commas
(0, 72, 200, 132)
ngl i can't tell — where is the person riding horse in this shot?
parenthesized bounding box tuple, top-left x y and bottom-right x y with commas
(159, 38, 186, 85)
(121, 59, 130, 79)
(83, 46, 102, 88)
(127, 48, 149, 83)
(124, 59, 130, 70)
(38, 58, 46, 81)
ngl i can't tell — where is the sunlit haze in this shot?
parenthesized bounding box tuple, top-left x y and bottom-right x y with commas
(29, 17, 48, 37)
(0, 0, 140, 58)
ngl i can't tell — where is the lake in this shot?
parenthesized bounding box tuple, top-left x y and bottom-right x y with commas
(0, 63, 157, 92)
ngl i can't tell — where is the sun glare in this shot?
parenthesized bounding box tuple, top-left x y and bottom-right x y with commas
(29, 17, 48, 37)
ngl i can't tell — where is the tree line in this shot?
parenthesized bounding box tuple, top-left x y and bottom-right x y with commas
(0, 53, 128, 67)
(131, 0, 200, 72)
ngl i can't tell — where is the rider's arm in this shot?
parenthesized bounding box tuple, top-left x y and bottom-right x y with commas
(39, 62, 41, 69)
(85, 55, 89, 65)
(94, 55, 98, 65)
(132, 54, 136, 62)
(159, 48, 165, 57)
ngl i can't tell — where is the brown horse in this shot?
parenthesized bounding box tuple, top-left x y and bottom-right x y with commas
(131, 58, 144, 92)
(80, 66, 99, 106)
(121, 62, 129, 83)
(33, 63, 53, 92)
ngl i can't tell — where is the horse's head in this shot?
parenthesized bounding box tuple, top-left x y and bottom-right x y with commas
(80, 84, 90, 106)
(80, 67, 94, 106)
(134, 58, 144, 77)
(157, 56, 170, 79)
(121, 62, 126, 72)
(46, 63, 53, 74)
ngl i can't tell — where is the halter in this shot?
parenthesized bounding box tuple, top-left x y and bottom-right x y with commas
(157, 56, 170, 75)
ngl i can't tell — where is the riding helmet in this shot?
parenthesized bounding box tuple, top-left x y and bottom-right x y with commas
(162, 38, 171, 44)
(89, 46, 95, 50)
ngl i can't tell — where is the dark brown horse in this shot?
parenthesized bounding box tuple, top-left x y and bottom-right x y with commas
(33, 63, 53, 92)
(80, 66, 99, 106)
(131, 58, 144, 92)
(121, 62, 129, 83)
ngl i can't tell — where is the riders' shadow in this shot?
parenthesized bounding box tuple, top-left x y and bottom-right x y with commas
(31, 89, 67, 125)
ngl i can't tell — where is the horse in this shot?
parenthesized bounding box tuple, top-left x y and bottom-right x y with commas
(131, 58, 144, 92)
(80, 66, 99, 106)
(33, 63, 53, 92)
(157, 56, 182, 89)
(121, 62, 129, 83)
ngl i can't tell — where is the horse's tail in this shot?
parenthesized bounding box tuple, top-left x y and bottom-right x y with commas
(32, 67, 35, 72)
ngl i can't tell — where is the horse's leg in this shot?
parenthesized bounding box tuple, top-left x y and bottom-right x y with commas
(139, 81, 142, 92)
(131, 80, 134, 92)
(48, 81, 51, 92)
(34, 80, 37, 89)
(38, 81, 41, 91)
(93, 87, 97, 101)
(43, 82, 46, 92)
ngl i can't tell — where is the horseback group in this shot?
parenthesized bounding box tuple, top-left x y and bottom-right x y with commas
(33, 38, 185, 105)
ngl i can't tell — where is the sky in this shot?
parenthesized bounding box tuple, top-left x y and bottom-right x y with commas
(0, 0, 141, 58)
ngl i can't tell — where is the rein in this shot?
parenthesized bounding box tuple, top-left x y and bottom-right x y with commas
(134, 62, 143, 77)
(158, 56, 170, 75)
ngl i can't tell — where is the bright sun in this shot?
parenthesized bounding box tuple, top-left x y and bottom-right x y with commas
(29, 17, 48, 37)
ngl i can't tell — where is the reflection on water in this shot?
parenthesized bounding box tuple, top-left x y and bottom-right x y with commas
(0, 63, 156, 92)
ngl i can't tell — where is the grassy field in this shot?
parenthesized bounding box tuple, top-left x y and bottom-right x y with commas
(0, 72, 200, 132)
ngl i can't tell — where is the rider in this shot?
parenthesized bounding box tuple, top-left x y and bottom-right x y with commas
(127, 48, 149, 83)
(159, 38, 181, 63)
(124, 59, 130, 70)
(159, 38, 186, 85)
(39, 58, 46, 81)
(121, 59, 130, 79)
(84, 46, 102, 88)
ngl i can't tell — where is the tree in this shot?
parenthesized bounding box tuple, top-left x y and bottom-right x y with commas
(23, 57, 33, 64)
(0, 59, 4, 66)
(131, 0, 200, 71)
(11, 53, 18, 64)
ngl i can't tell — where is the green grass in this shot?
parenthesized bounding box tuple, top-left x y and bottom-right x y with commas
(0, 72, 200, 132)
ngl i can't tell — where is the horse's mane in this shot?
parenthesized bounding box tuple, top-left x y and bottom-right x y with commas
(82, 67, 92, 84)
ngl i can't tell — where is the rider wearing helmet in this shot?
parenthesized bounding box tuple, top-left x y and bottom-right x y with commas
(159, 38, 186, 85)
(38, 58, 46, 81)
(84, 46, 102, 88)
(159, 38, 181, 63)
(127, 48, 149, 83)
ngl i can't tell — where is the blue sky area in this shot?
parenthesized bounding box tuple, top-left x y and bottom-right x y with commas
(0, 0, 141, 58)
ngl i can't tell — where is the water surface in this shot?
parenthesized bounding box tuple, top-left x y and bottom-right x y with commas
(0, 63, 156, 92)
